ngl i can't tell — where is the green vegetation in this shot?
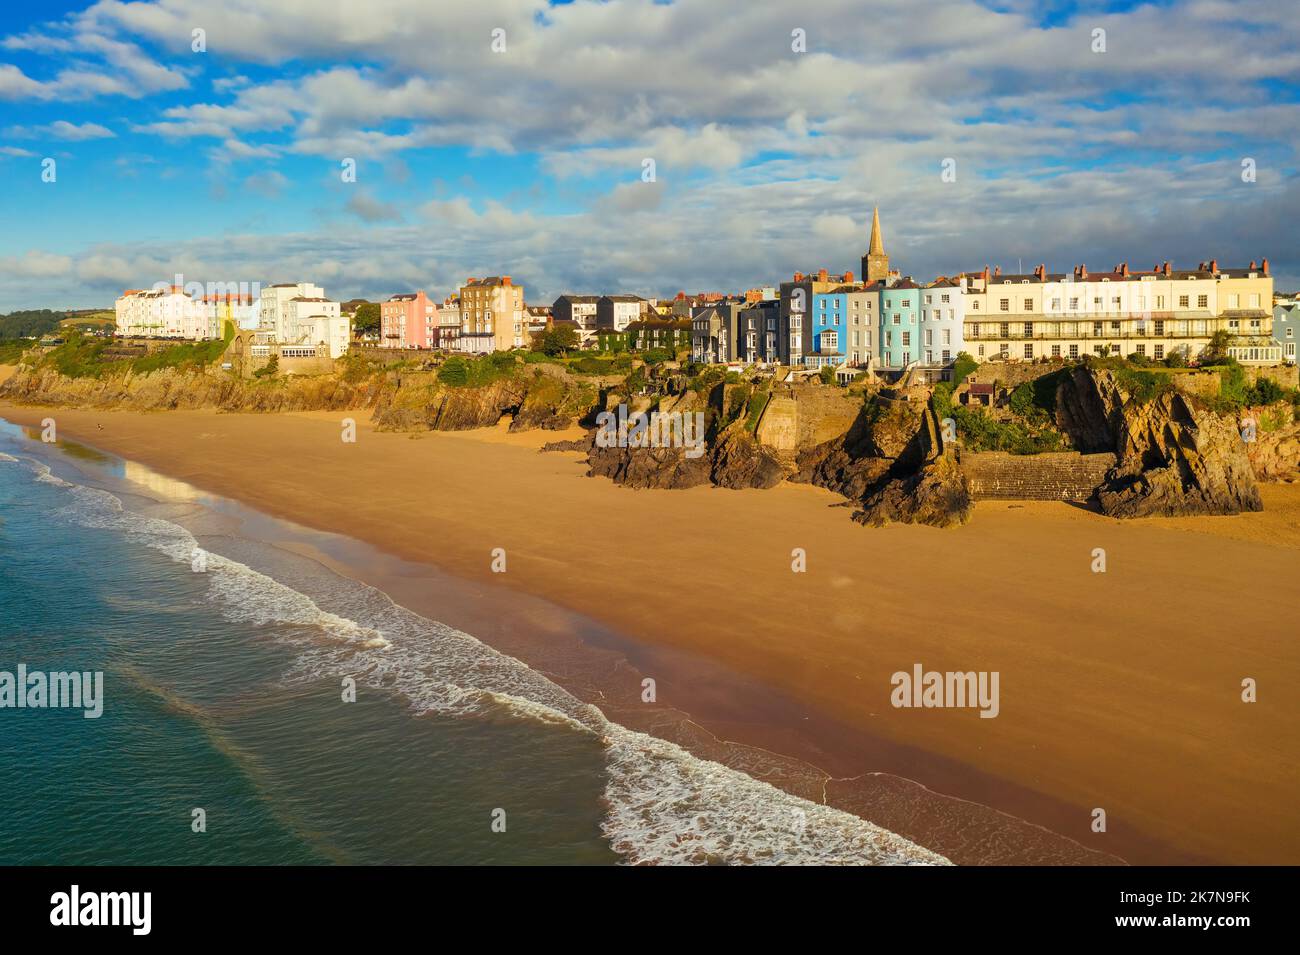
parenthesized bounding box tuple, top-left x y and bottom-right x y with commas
(947, 406, 1066, 454)
(253, 355, 279, 379)
(0, 309, 64, 340)
(34, 326, 233, 379)
(0, 338, 35, 364)
(350, 302, 380, 336)
(818, 365, 836, 385)
(950, 351, 978, 386)
(436, 351, 519, 388)
(532, 325, 580, 357)
(743, 387, 770, 432)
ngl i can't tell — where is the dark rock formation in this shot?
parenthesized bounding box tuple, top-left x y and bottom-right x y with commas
(1056, 366, 1262, 517)
(853, 408, 972, 528)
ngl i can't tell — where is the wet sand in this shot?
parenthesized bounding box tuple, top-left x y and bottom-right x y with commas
(2, 400, 1296, 865)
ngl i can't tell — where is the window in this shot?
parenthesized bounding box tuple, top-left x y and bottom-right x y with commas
(1023, 343, 1033, 359)
(1154, 344, 1164, 359)
(1135, 344, 1146, 356)
(1000, 298, 1009, 311)
(1024, 298, 1033, 311)
(971, 300, 980, 310)
(1179, 295, 1189, 308)
(1157, 296, 1165, 308)
(1069, 297, 1079, 309)
(1000, 322, 1010, 337)
(1023, 322, 1033, 337)
(942, 349, 951, 362)
(1069, 344, 1079, 358)
(941, 294, 950, 303)
(943, 329, 951, 345)
(1051, 345, 1061, 358)
(1197, 295, 1208, 308)
(925, 350, 933, 363)
(1227, 294, 1239, 308)
(893, 314, 901, 325)
(902, 332, 911, 346)
(885, 331, 892, 347)
(1051, 298, 1061, 311)
(1250, 294, 1260, 308)
(1093, 297, 1103, 308)
(978, 344, 986, 356)
(1154, 320, 1164, 335)
(901, 299, 911, 307)
(1093, 322, 1103, 336)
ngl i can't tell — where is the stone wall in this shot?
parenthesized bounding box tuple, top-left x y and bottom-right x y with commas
(962, 450, 1117, 501)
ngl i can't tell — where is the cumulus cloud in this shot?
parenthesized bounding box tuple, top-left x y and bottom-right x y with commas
(1, 0, 1298, 305)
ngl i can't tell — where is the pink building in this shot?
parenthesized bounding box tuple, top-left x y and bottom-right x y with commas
(380, 290, 439, 349)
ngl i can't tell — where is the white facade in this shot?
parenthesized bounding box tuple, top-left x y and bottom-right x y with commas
(115, 288, 209, 339)
(920, 280, 966, 367)
(259, 283, 349, 358)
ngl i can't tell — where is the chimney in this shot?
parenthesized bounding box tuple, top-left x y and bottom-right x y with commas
(502, 276, 512, 286)
(793, 272, 803, 282)
(1249, 260, 1257, 271)
(1039, 263, 1046, 279)
(1209, 259, 1217, 274)
(1163, 261, 1171, 276)
(1120, 262, 1129, 277)
(843, 271, 854, 283)
(982, 265, 990, 282)
(817, 268, 828, 282)
(1079, 264, 1088, 280)
(1262, 257, 1270, 276)
(993, 265, 1002, 278)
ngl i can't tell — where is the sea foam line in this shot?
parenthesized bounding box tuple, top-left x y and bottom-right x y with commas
(3, 449, 949, 866)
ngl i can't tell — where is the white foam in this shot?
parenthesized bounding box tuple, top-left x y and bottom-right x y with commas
(15, 457, 950, 866)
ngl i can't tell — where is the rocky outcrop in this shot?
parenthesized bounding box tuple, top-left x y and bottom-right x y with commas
(1246, 419, 1300, 483)
(853, 408, 972, 528)
(0, 363, 382, 412)
(1056, 366, 1262, 517)
(794, 394, 971, 528)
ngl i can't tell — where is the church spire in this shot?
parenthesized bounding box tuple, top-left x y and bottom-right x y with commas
(862, 206, 890, 284)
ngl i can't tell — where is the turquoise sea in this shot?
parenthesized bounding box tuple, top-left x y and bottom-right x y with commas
(0, 418, 942, 866)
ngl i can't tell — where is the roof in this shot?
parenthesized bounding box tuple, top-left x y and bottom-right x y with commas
(553, 294, 600, 304)
(968, 383, 995, 395)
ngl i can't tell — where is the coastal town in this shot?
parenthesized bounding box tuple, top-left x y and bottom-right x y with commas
(104, 209, 1296, 380)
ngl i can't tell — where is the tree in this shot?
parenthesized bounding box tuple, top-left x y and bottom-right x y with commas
(533, 325, 580, 357)
(1204, 330, 1233, 364)
(351, 302, 380, 336)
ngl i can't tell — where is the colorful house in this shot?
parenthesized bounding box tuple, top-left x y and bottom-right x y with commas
(879, 280, 921, 368)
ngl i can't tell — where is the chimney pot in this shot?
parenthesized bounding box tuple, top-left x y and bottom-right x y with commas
(1209, 259, 1217, 274)
(1080, 264, 1088, 280)
(1262, 257, 1270, 276)
(817, 268, 828, 282)
(993, 265, 1001, 277)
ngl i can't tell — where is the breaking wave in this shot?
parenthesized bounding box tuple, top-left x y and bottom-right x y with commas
(0, 449, 949, 866)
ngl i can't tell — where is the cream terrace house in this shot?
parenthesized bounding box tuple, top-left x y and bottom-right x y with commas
(961, 259, 1275, 365)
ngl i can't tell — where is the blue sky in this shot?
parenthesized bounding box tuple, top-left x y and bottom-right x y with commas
(0, 0, 1296, 309)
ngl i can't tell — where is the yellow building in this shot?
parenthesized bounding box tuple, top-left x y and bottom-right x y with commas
(457, 276, 526, 353)
(962, 259, 1276, 364)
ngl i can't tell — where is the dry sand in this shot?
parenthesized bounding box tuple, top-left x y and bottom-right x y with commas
(2, 400, 1296, 864)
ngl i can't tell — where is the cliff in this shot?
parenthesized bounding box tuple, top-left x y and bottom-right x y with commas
(1055, 366, 1263, 517)
(0, 357, 601, 435)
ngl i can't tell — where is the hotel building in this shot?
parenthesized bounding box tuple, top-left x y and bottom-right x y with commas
(961, 260, 1275, 364)
(114, 287, 210, 339)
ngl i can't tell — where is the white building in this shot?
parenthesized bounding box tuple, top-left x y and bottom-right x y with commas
(259, 283, 350, 358)
(114, 287, 209, 339)
(920, 278, 966, 367)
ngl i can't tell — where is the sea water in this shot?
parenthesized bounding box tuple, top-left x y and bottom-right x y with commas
(0, 418, 945, 866)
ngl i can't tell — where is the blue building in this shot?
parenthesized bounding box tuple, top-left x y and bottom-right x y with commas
(879, 280, 922, 368)
(808, 289, 850, 368)
(1274, 302, 1298, 365)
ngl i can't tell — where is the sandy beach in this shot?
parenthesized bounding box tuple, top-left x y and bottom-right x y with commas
(3, 397, 1296, 865)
